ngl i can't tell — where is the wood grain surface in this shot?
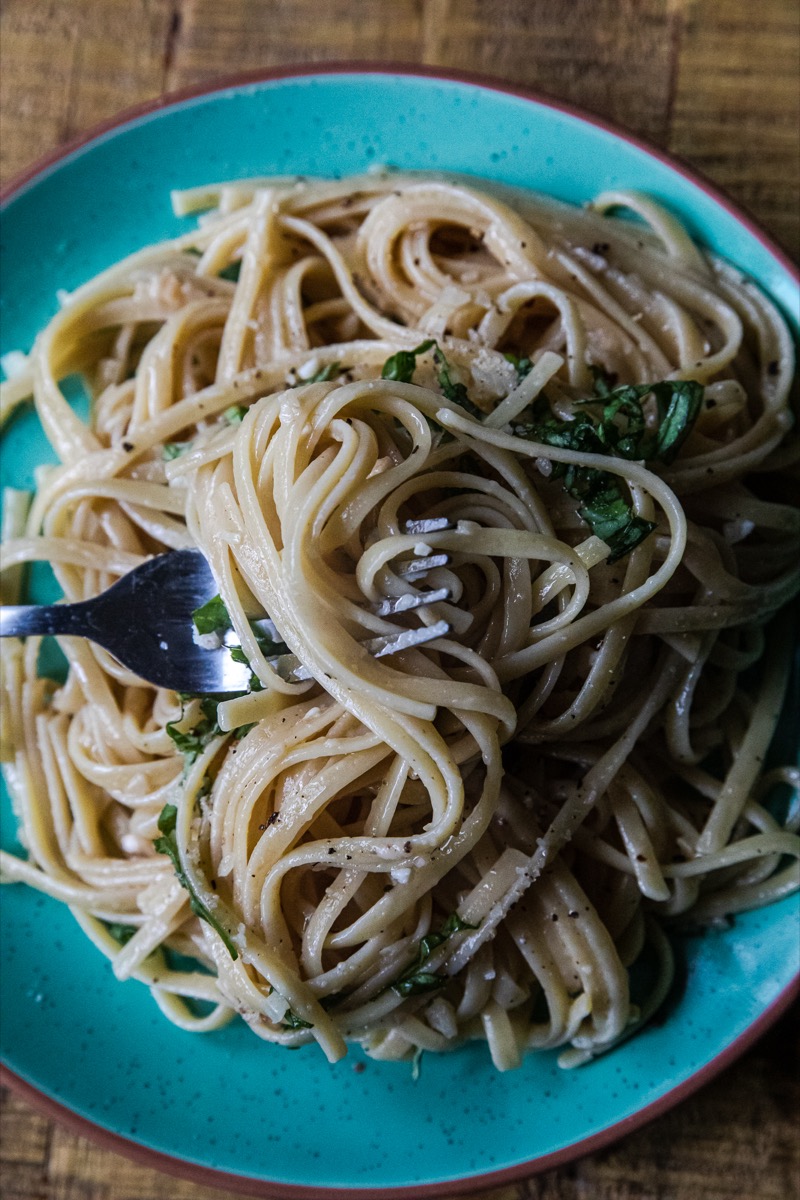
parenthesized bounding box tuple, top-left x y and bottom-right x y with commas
(0, 2, 798, 1198)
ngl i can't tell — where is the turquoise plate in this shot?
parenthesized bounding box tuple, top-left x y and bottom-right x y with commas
(1, 67, 798, 1198)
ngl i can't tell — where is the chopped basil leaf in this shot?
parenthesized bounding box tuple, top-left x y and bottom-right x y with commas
(415, 912, 477, 964)
(381, 340, 435, 383)
(154, 803, 238, 959)
(184, 247, 203, 257)
(162, 441, 190, 461)
(104, 921, 138, 946)
(504, 352, 533, 379)
(224, 404, 248, 424)
(256, 637, 289, 658)
(229, 623, 290, 691)
(380, 340, 482, 418)
(393, 971, 445, 998)
(292, 362, 342, 387)
(166, 696, 223, 764)
(311, 362, 341, 383)
(166, 721, 207, 762)
(516, 376, 702, 562)
(156, 802, 177, 834)
(218, 261, 241, 282)
(588, 364, 616, 397)
(192, 594, 231, 635)
(650, 380, 705, 464)
(390, 913, 476, 999)
(282, 1008, 313, 1030)
(575, 478, 658, 563)
(431, 345, 483, 418)
(577, 378, 704, 465)
(228, 645, 262, 692)
(173, 691, 253, 740)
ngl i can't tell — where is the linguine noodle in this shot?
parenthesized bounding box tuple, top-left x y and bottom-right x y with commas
(1, 173, 798, 1070)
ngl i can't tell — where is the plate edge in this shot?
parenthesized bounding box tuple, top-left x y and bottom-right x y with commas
(0, 60, 797, 286)
(3, 980, 798, 1198)
(1, 58, 799, 1198)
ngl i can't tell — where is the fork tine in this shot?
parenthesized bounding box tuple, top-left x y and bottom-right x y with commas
(371, 586, 451, 617)
(396, 554, 450, 577)
(0, 546, 456, 694)
(275, 620, 451, 682)
(364, 619, 451, 658)
(403, 517, 453, 535)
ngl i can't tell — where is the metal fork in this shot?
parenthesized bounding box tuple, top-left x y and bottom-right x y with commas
(0, 537, 453, 694)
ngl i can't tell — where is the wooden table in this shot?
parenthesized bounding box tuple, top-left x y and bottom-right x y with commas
(1, 2, 798, 1198)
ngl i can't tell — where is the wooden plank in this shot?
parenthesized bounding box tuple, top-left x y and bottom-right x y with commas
(419, 0, 680, 146)
(669, 0, 800, 257)
(0, 0, 174, 184)
(0, 1, 798, 1198)
(46, 1117, 234, 1200)
(2, 1001, 798, 1199)
(163, 0, 425, 90)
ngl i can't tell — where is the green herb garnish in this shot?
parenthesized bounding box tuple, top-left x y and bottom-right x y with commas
(166, 696, 223, 764)
(105, 921, 138, 946)
(162, 442, 190, 461)
(292, 362, 342, 387)
(504, 352, 533, 379)
(381, 340, 482, 418)
(192, 594, 231, 636)
(224, 404, 248, 424)
(390, 913, 476, 998)
(218, 261, 242, 282)
(154, 803, 238, 959)
(393, 971, 444, 998)
(281, 1008, 314, 1030)
(647, 380, 705, 464)
(515, 377, 703, 563)
(431, 344, 483, 418)
(170, 692, 252, 744)
(229, 645, 263, 692)
(381, 340, 435, 383)
(229, 623, 290, 691)
(231, 626, 290, 662)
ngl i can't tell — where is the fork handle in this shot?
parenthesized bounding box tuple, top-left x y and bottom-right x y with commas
(0, 602, 95, 640)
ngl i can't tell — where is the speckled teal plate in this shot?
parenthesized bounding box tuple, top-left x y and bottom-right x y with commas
(1, 68, 798, 1198)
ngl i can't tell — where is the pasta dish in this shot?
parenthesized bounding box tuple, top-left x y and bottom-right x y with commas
(1, 173, 798, 1070)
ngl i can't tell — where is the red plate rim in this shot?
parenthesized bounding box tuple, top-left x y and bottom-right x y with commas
(1, 59, 798, 1199)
